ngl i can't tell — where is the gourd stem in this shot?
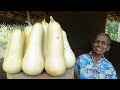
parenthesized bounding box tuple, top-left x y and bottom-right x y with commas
(42, 19, 45, 22)
(27, 22, 32, 26)
(26, 11, 32, 26)
(50, 16, 55, 23)
(25, 21, 32, 26)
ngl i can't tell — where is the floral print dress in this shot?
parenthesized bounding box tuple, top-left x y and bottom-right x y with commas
(74, 51, 118, 79)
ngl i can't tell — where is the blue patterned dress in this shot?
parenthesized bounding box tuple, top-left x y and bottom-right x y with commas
(74, 51, 118, 79)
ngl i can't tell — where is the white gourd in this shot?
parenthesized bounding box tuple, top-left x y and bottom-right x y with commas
(62, 30, 76, 68)
(24, 22, 32, 54)
(22, 23, 44, 76)
(42, 19, 48, 60)
(2, 29, 25, 74)
(45, 16, 66, 76)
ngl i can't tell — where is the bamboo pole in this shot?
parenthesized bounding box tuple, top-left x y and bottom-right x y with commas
(26, 11, 31, 22)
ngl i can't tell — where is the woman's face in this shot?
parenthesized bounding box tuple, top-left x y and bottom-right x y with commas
(92, 34, 110, 55)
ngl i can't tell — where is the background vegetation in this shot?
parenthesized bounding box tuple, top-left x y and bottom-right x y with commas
(105, 19, 119, 41)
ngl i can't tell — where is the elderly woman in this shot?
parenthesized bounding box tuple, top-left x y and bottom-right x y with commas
(74, 33, 118, 79)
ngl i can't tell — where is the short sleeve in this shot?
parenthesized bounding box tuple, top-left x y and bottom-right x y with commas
(106, 64, 118, 79)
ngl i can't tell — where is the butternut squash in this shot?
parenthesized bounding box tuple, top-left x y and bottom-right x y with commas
(45, 16, 66, 76)
(22, 23, 44, 76)
(62, 30, 76, 68)
(24, 21, 32, 55)
(42, 19, 48, 60)
(2, 28, 25, 74)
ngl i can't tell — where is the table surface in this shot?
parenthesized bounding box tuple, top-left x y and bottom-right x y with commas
(7, 68, 74, 79)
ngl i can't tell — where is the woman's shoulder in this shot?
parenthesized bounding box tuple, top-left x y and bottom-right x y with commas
(77, 53, 91, 60)
(76, 53, 91, 64)
(103, 58, 114, 66)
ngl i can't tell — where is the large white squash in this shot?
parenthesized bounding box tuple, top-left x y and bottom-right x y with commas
(2, 28, 25, 74)
(45, 16, 66, 76)
(62, 30, 76, 68)
(24, 21, 32, 54)
(42, 19, 48, 60)
(22, 23, 44, 76)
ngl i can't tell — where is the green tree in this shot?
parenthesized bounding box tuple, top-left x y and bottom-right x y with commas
(105, 19, 118, 41)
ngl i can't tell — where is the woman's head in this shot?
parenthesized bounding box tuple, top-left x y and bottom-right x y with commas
(92, 33, 111, 55)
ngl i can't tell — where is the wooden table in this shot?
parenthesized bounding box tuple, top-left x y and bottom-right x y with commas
(7, 68, 74, 79)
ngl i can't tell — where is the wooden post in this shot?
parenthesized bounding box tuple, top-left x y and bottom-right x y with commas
(26, 11, 31, 22)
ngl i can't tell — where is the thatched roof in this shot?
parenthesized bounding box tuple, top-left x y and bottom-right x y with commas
(0, 11, 120, 24)
(107, 11, 120, 21)
(0, 11, 47, 24)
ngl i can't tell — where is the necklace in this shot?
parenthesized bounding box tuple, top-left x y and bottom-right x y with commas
(92, 65, 98, 70)
(91, 56, 99, 70)
(92, 56, 98, 64)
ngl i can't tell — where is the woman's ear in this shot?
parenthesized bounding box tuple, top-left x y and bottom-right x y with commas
(107, 46, 111, 51)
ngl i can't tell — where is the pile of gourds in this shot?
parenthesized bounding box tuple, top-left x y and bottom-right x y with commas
(2, 16, 76, 77)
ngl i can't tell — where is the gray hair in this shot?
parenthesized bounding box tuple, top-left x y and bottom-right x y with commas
(96, 33, 111, 45)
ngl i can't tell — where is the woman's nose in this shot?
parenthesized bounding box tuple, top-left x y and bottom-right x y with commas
(98, 42, 102, 46)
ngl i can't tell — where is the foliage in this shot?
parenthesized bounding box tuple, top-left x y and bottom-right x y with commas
(0, 24, 25, 44)
(0, 25, 12, 44)
(105, 19, 119, 41)
(0, 24, 25, 58)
